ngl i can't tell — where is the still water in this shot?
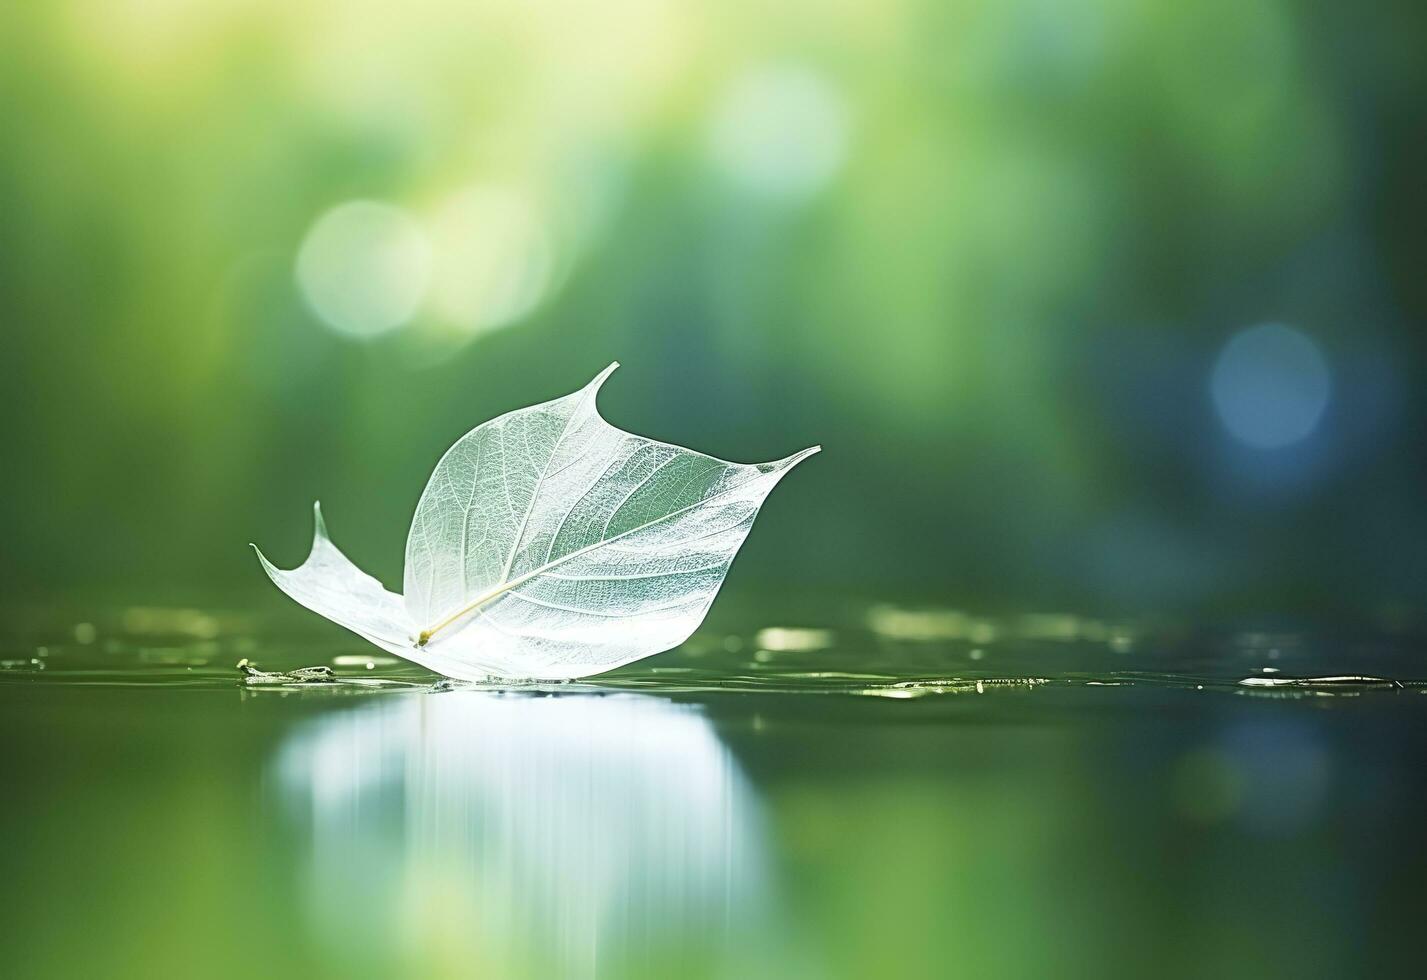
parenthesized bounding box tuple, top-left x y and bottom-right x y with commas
(2, 599, 1425, 979)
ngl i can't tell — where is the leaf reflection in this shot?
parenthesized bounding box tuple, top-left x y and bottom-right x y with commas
(273, 692, 772, 978)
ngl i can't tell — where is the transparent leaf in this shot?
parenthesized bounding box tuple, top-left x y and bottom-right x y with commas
(255, 363, 817, 680)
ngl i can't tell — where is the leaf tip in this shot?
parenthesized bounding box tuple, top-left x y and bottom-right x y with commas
(582, 362, 621, 407)
(787, 445, 821, 466)
(251, 542, 278, 575)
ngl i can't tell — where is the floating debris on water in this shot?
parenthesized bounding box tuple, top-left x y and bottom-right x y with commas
(237, 659, 337, 686)
(864, 687, 924, 699)
(1238, 675, 1404, 690)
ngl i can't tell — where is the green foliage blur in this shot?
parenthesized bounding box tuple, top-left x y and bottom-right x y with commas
(2, 0, 1424, 613)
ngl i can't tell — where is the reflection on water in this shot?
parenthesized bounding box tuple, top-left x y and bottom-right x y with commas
(274, 692, 771, 979)
(3, 603, 1427, 979)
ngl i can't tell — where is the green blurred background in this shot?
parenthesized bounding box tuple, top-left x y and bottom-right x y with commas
(3, 0, 1425, 615)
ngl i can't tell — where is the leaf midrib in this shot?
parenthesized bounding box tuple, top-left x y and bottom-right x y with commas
(416, 450, 812, 644)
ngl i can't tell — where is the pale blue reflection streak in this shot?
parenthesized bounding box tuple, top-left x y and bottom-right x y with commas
(274, 692, 771, 977)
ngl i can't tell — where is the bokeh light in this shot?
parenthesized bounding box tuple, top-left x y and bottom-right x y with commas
(1210, 323, 1332, 449)
(707, 64, 850, 200)
(426, 185, 554, 337)
(296, 200, 431, 339)
(3, 0, 1424, 610)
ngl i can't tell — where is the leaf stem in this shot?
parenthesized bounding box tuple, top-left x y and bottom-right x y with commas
(417, 576, 532, 645)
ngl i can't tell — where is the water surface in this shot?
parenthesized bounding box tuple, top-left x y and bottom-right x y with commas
(2, 600, 1424, 979)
